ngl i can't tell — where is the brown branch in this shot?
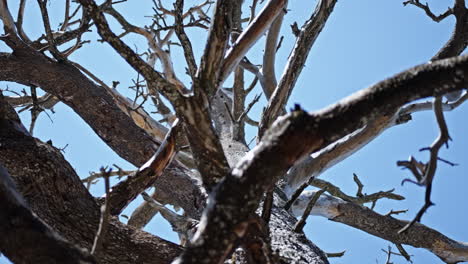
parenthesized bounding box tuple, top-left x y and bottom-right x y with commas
(403, 0, 453, 22)
(0, 51, 161, 166)
(353, 173, 364, 197)
(107, 119, 180, 216)
(31, 11, 92, 52)
(405, 0, 468, 101)
(326, 251, 346, 258)
(60, 0, 71, 31)
(430, 0, 468, 61)
(0, 93, 182, 263)
(15, 0, 31, 43)
(395, 243, 412, 262)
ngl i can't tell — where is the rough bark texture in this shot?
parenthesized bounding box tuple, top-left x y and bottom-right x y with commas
(0, 94, 182, 264)
(0, 164, 96, 264)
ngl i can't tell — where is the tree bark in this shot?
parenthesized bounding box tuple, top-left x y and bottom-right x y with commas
(0, 93, 182, 264)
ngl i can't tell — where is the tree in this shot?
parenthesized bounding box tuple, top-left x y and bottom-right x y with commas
(0, 0, 467, 263)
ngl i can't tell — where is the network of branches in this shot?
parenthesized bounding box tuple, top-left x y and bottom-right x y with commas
(0, 0, 467, 264)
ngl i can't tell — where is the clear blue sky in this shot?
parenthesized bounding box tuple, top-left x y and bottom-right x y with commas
(1, 0, 467, 263)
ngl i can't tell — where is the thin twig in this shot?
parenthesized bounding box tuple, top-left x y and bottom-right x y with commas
(395, 243, 412, 262)
(353, 173, 364, 197)
(400, 96, 450, 233)
(403, 0, 453, 22)
(284, 181, 308, 211)
(293, 188, 326, 232)
(326, 251, 346, 258)
(37, 0, 65, 61)
(91, 168, 112, 255)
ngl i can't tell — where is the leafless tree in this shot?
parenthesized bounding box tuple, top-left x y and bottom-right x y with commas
(0, 0, 467, 263)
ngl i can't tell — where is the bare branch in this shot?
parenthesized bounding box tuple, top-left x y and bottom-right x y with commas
(284, 113, 395, 195)
(37, 0, 65, 61)
(237, 93, 261, 123)
(196, 0, 235, 96)
(77, 0, 183, 102)
(219, 0, 288, 87)
(141, 192, 198, 246)
(91, 168, 111, 255)
(403, 0, 453, 22)
(107, 119, 180, 216)
(353, 173, 364, 197)
(326, 251, 346, 258)
(395, 243, 412, 262)
(259, 0, 338, 136)
(309, 178, 404, 205)
(400, 96, 451, 232)
(82, 166, 134, 189)
(293, 188, 326, 232)
(262, 8, 285, 98)
(0, 0, 17, 34)
(174, 0, 198, 79)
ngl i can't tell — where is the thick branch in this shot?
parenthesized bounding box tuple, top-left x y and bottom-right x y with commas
(0, 51, 159, 166)
(0, 164, 96, 264)
(284, 113, 394, 195)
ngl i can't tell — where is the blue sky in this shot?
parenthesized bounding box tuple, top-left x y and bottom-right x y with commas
(1, 0, 467, 264)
